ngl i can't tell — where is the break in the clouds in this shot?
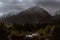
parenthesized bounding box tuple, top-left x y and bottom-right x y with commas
(0, 0, 60, 16)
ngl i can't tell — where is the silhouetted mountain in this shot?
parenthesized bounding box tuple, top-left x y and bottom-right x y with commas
(1, 6, 52, 24)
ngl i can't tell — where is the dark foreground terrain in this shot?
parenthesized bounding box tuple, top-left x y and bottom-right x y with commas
(0, 22, 60, 40)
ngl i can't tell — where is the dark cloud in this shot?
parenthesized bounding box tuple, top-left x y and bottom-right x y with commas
(0, 0, 60, 16)
(37, 1, 60, 10)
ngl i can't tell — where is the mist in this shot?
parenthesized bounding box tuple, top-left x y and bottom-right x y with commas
(0, 0, 60, 17)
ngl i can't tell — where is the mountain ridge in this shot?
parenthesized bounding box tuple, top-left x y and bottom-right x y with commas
(1, 6, 52, 24)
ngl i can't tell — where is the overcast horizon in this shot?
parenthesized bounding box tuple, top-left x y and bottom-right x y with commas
(0, 0, 60, 17)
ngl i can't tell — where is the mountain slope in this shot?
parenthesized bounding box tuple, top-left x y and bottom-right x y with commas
(1, 6, 52, 24)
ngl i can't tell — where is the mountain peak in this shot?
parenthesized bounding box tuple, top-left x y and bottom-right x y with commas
(20, 6, 50, 16)
(29, 6, 40, 9)
(1, 6, 51, 24)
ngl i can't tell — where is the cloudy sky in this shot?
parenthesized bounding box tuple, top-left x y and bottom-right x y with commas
(0, 0, 60, 17)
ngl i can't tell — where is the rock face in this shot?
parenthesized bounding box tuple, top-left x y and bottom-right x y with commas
(1, 6, 52, 24)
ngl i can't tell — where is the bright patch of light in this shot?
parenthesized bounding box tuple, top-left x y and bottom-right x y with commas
(26, 35, 33, 38)
(0, 13, 3, 17)
(0, 2, 4, 7)
(18, 0, 23, 2)
(0, 2, 3, 5)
